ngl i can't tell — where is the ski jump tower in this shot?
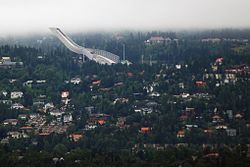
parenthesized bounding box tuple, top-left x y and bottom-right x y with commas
(49, 27, 120, 65)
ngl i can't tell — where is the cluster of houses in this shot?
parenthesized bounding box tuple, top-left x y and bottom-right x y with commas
(144, 36, 179, 45)
(0, 72, 126, 143)
(144, 36, 249, 46)
(0, 52, 249, 157)
(203, 58, 250, 86)
(0, 56, 23, 68)
(201, 38, 249, 43)
(175, 106, 244, 139)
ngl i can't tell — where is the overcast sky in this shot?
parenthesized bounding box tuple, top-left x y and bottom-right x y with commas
(0, 0, 250, 35)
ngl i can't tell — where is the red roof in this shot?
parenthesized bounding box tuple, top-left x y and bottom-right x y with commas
(215, 57, 223, 63)
(20, 126, 33, 130)
(92, 80, 101, 85)
(39, 132, 50, 136)
(177, 130, 185, 135)
(204, 129, 213, 134)
(69, 134, 83, 142)
(204, 153, 219, 158)
(97, 120, 106, 125)
(140, 127, 151, 133)
(61, 91, 69, 98)
(149, 36, 165, 41)
(114, 82, 124, 87)
(196, 81, 206, 87)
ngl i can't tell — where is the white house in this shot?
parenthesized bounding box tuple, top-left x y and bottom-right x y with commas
(1, 91, 7, 97)
(3, 119, 18, 126)
(7, 131, 29, 139)
(85, 124, 97, 130)
(36, 80, 46, 84)
(11, 91, 23, 99)
(70, 77, 81, 85)
(44, 103, 54, 112)
(23, 80, 33, 87)
(50, 110, 64, 117)
(61, 91, 69, 98)
(63, 114, 73, 123)
(11, 103, 24, 110)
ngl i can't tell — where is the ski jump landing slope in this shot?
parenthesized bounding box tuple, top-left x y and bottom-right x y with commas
(49, 27, 120, 65)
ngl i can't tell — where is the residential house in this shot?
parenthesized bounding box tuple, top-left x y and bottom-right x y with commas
(201, 38, 221, 43)
(181, 93, 190, 98)
(69, 134, 83, 142)
(145, 36, 165, 45)
(215, 57, 224, 64)
(116, 117, 126, 129)
(63, 114, 73, 123)
(203, 153, 219, 158)
(196, 81, 206, 87)
(36, 80, 46, 84)
(204, 129, 213, 136)
(20, 126, 33, 133)
(212, 115, 223, 123)
(97, 120, 106, 125)
(50, 109, 64, 117)
(0, 57, 17, 68)
(135, 107, 153, 115)
(11, 103, 24, 110)
(226, 129, 237, 137)
(0, 100, 12, 105)
(149, 92, 160, 97)
(70, 77, 81, 85)
(114, 82, 124, 87)
(140, 127, 151, 133)
(7, 131, 24, 139)
(9, 79, 17, 83)
(3, 119, 18, 126)
(44, 102, 54, 112)
(23, 80, 33, 87)
(92, 80, 101, 85)
(215, 74, 223, 80)
(185, 124, 198, 130)
(84, 124, 97, 130)
(176, 64, 181, 69)
(88, 113, 110, 124)
(113, 98, 128, 104)
(61, 91, 69, 98)
(1, 91, 7, 97)
(177, 130, 185, 138)
(18, 114, 28, 120)
(235, 113, 243, 120)
(215, 125, 228, 130)
(11, 91, 23, 99)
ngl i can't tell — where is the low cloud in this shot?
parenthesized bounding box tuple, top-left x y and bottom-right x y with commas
(0, 0, 250, 35)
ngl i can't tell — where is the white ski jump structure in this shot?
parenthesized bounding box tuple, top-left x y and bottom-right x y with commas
(49, 27, 120, 65)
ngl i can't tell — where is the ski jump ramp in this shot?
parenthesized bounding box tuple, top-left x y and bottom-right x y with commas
(49, 28, 120, 65)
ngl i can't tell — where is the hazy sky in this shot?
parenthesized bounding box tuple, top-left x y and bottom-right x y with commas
(0, 0, 250, 35)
